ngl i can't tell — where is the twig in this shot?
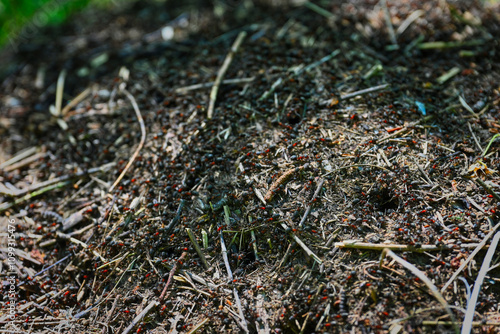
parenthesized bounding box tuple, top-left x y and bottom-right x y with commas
(300, 284, 324, 334)
(55, 231, 106, 262)
(0, 146, 38, 169)
(281, 223, 322, 264)
(0, 162, 115, 198)
(335, 240, 486, 252)
(322, 163, 391, 177)
(380, 249, 459, 334)
(396, 9, 424, 36)
(186, 228, 209, 270)
(62, 86, 91, 116)
(339, 83, 389, 101)
(186, 318, 209, 334)
(277, 242, 295, 270)
(467, 122, 483, 152)
(302, 1, 334, 19)
(378, 148, 392, 168)
(159, 252, 187, 301)
(423, 320, 500, 327)
(121, 300, 159, 334)
(258, 77, 283, 101)
(54, 69, 66, 117)
(207, 31, 247, 119)
(462, 231, 500, 333)
(3, 151, 46, 172)
(442, 222, 500, 292)
(109, 88, 147, 191)
(101, 294, 120, 334)
(176, 77, 254, 94)
(412, 157, 433, 185)
(299, 179, 324, 227)
(436, 67, 460, 84)
(418, 39, 485, 50)
(250, 229, 259, 261)
(299, 50, 340, 74)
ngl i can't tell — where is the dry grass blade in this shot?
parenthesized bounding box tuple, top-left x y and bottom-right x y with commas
(109, 88, 146, 191)
(442, 223, 500, 293)
(207, 31, 247, 119)
(380, 249, 459, 334)
(186, 228, 210, 270)
(121, 300, 159, 334)
(462, 231, 500, 333)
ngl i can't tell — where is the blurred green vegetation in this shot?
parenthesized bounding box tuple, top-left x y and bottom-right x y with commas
(0, 0, 118, 49)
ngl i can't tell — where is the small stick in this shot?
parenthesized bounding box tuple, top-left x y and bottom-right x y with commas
(299, 179, 324, 227)
(277, 242, 295, 269)
(121, 300, 159, 334)
(159, 252, 187, 301)
(186, 318, 209, 334)
(101, 294, 120, 334)
(418, 40, 485, 50)
(281, 223, 322, 264)
(412, 157, 433, 185)
(250, 229, 259, 261)
(265, 164, 307, 202)
(0, 162, 115, 198)
(380, 249, 459, 334)
(300, 284, 324, 334)
(0, 146, 38, 169)
(259, 77, 283, 101)
(109, 88, 146, 191)
(423, 320, 500, 327)
(3, 151, 46, 172)
(378, 148, 392, 168)
(340, 83, 389, 101)
(321, 163, 390, 177)
(467, 122, 483, 152)
(300, 50, 340, 74)
(54, 69, 66, 117)
(176, 77, 254, 94)
(186, 228, 209, 270)
(335, 240, 487, 252)
(62, 86, 91, 116)
(55, 231, 106, 262)
(207, 31, 247, 119)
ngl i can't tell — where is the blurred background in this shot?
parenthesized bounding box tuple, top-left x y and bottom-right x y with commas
(1, 0, 497, 50)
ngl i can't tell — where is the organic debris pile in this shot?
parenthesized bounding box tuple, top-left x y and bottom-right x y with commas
(1, 0, 500, 333)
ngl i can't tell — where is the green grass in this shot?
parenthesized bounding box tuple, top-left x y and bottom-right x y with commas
(0, 0, 118, 49)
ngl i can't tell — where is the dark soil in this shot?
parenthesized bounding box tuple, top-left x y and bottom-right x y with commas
(1, 1, 500, 333)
